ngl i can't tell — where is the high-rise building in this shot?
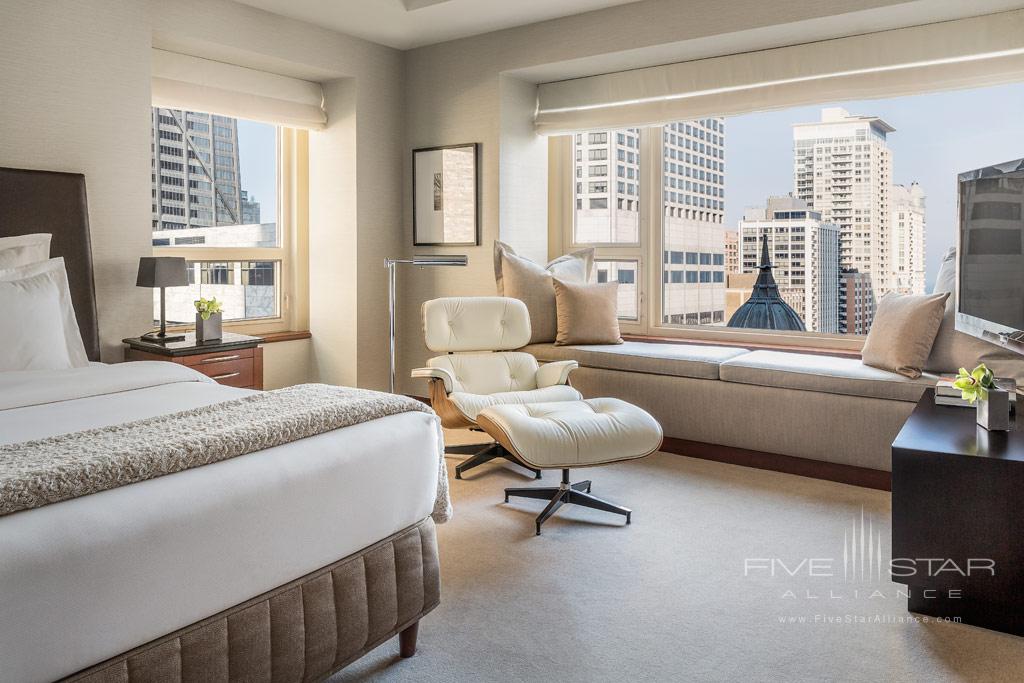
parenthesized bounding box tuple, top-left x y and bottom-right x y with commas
(738, 196, 839, 333)
(661, 119, 727, 325)
(839, 269, 876, 335)
(793, 107, 894, 331)
(574, 120, 727, 326)
(151, 108, 242, 237)
(574, 129, 640, 244)
(889, 182, 926, 295)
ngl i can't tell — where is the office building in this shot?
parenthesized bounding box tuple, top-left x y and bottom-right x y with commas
(889, 182, 927, 295)
(793, 107, 895, 330)
(738, 195, 840, 333)
(151, 108, 242, 233)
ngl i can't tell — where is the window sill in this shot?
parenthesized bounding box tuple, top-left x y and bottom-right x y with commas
(260, 330, 311, 344)
(622, 333, 862, 359)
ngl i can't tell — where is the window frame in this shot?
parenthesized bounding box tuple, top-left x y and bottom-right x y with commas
(551, 128, 866, 353)
(153, 123, 306, 335)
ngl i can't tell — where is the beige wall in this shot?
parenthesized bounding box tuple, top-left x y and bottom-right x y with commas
(396, 0, 922, 395)
(0, 0, 153, 362)
(0, 0, 403, 388)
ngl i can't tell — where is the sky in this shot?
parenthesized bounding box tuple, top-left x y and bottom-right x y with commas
(722, 82, 1024, 291)
(236, 119, 277, 224)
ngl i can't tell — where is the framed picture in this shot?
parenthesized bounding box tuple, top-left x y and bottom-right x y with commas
(413, 143, 480, 246)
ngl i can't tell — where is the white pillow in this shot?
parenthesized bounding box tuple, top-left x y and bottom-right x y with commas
(0, 234, 51, 269)
(0, 258, 88, 370)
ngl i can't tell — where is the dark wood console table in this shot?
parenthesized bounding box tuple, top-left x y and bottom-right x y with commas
(891, 388, 1022, 636)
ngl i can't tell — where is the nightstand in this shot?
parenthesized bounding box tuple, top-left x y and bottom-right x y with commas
(891, 388, 1022, 636)
(123, 332, 264, 389)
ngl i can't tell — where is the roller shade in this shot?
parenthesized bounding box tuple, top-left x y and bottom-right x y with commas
(535, 10, 1024, 135)
(151, 49, 326, 130)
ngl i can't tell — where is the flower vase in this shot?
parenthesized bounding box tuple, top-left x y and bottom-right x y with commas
(196, 312, 222, 342)
(976, 388, 1010, 431)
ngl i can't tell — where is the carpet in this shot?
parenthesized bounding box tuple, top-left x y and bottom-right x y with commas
(333, 435, 1024, 682)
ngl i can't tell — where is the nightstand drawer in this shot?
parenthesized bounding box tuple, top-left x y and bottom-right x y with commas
(190, 356, 254, 387)
(182, 347, 255, 367)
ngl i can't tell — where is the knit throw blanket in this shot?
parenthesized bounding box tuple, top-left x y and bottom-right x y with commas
(0, 384, 452, 522)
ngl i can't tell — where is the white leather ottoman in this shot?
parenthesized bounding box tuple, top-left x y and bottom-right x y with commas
(476, 398, 663, 534)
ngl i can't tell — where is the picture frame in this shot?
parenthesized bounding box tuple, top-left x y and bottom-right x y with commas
(412, 143, 480, 246)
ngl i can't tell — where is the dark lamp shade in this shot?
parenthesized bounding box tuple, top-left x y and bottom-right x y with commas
(136, 257, 188, 288)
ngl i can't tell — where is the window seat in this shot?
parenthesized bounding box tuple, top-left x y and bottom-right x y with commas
(520, 342, 750, 381)
(521, 341, 936, 482)
(720, 350, 939, 402)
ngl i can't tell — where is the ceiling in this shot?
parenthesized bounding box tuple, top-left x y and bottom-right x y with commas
(232, 0, 643, 50)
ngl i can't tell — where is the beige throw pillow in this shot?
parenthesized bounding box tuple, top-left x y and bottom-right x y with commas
(552, 279, 623, 346)
(493, 241, 594, 344)
(926, 246, 1023, 387)
(861, 292, 949, 378)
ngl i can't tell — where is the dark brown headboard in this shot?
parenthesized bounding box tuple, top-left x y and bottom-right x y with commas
(0, 167, 101, 361)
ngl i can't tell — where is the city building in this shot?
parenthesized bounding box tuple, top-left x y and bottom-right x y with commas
(738, 195, 840, 333)
(240, 190, 262, 225)
(724, 230, 739, 273)
(151, 108, 242, 233)
(574, 129, 640, 244)
(661, 119, 727, 325)
(728, 233, 805, 331)
(793, 107, 894, 331)
(889, 182, 927, 295)
(575, 120, 727, 326)
(839, 269, 876, 335)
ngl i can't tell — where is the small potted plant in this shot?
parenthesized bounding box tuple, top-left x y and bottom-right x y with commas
(194, 297, 223, 342)
(953, 363, 1010, 431)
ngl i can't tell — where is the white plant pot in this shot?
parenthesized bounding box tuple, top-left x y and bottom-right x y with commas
(976, 389, 1011, 431)
(196, 312, 222, 342)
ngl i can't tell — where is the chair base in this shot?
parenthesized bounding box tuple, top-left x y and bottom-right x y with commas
(449, 443, 542, 480)
(504, 469, 632, 535)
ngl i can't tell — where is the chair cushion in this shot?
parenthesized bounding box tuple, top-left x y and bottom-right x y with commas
(476, 398, 663, 469)
(719, 350, 938, 402)
(448, 385, 582, 422)
(522, 341, 749, 380)
(422, 297, 531, 352)
(429, 351, 540, 395)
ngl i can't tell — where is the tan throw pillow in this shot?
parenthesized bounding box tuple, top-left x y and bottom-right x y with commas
(926, 246, 1024, 387)
(552, 279, 623, 346)
(861, 292, 949, 378)
(493, 241, 594, 344)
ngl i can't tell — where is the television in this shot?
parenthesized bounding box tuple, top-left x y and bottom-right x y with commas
(956, 158, 1024, 356)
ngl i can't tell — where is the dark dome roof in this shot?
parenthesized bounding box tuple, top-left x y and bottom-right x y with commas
(727, 234, 806, 332)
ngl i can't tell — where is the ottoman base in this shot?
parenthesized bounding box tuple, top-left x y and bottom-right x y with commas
(504, 468, 632, 535)
(449, 442, 542, 480)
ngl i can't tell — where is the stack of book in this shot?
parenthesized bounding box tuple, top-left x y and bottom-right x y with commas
(935, 379, 1018, 407)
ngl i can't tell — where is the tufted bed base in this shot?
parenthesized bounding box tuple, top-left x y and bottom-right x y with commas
(62, 517, 440, 682)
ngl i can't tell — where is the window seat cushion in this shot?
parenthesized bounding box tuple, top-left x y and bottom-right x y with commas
(521, 341, 750, 381)
(719, 350, 939, 402)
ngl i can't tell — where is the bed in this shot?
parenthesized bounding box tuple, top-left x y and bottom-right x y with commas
(0, 167, 446, 682)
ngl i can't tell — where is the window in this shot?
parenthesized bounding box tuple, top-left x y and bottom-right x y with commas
(594, 260, 639, 321)
(556, 82, 1022, 342)
(150, 107, 298, 330)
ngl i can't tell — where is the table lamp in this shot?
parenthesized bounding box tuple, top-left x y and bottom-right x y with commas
(386, 254, 468, 393)
(137, 256, 188, 342)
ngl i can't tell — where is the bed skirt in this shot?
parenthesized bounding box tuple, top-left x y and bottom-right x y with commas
(62, 517, 440, 682)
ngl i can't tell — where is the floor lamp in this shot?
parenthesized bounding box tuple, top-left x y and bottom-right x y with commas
(387, 255, 469, 393)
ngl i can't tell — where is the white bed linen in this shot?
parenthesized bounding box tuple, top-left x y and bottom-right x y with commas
(0, 363, 442, 683)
